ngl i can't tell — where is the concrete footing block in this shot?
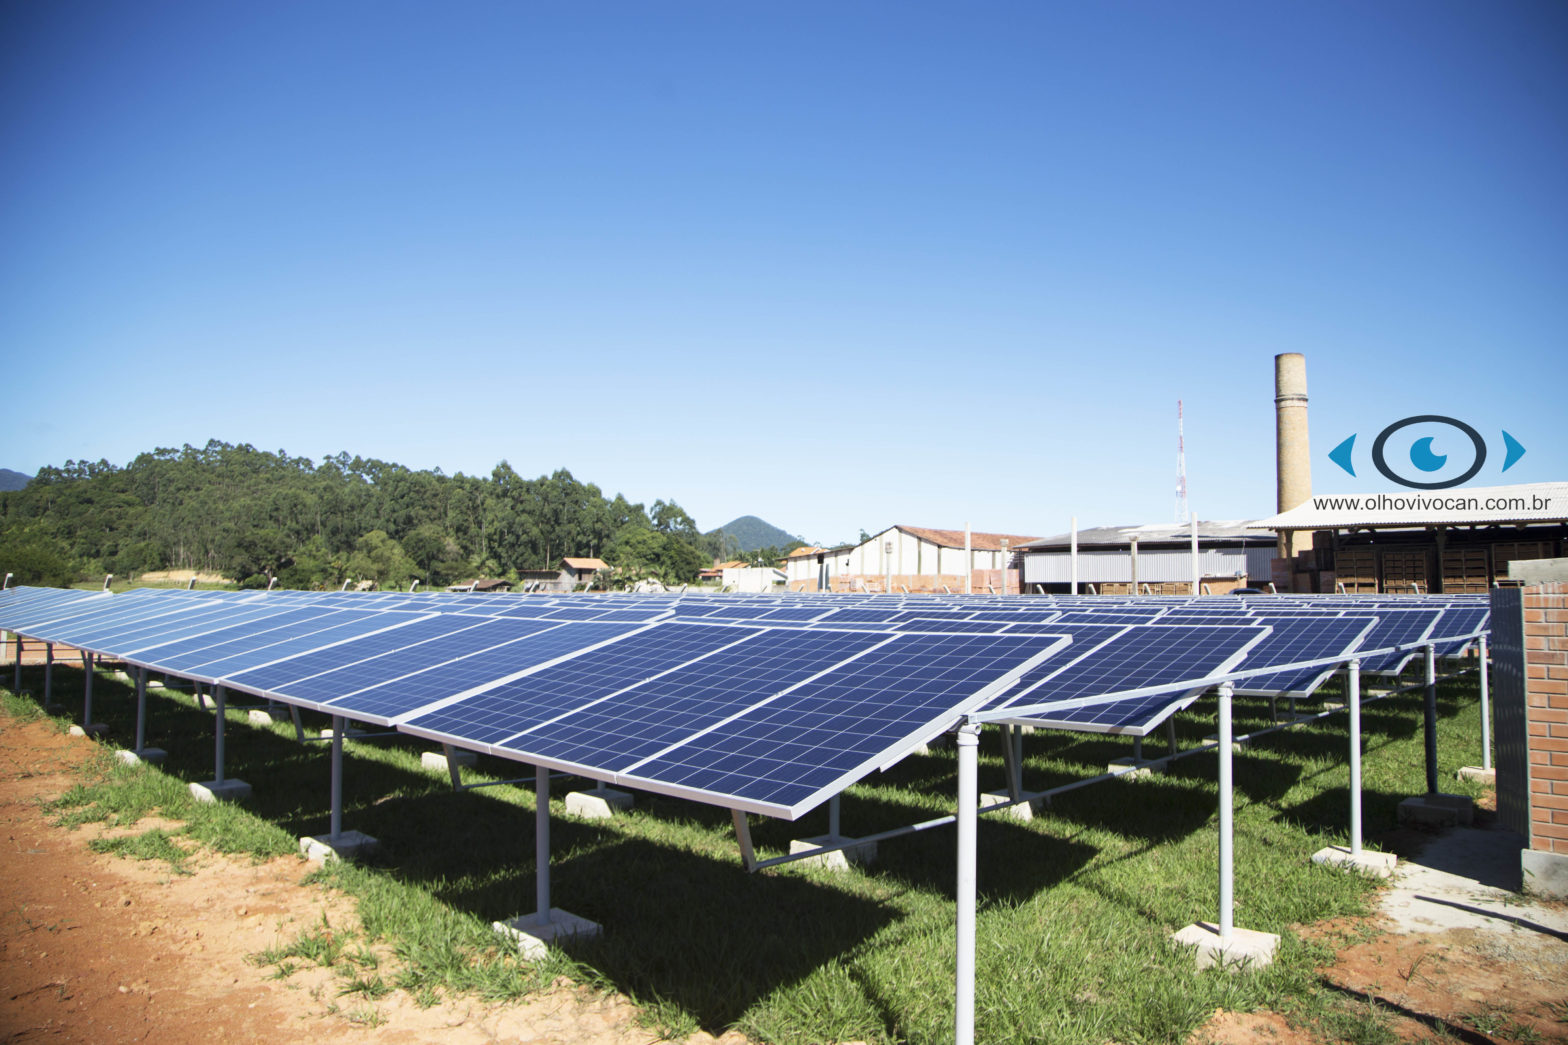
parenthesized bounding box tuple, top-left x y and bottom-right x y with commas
(1320, 701, 1346, 712)
(421, 749, 476, 772)
(68, 723, 108, 738)
(116, 748, 166, 766)
(319, 726, 365, 739)
(493, 909, 602, 960)
(1456, 766, 1496, 785)
(1203, 734, 1247, 752)
(300, 830, 379, 864)
(1521, 849, 1568, 900)
(565, 786, 633, 819)
(1108, 756, 1166, 779)
(790, 834, 877, 871)
(981, 792, 1042, 821)
(190, 779, 252, 803)
(1311, 845, 1397, 878)
(1171, 921, 1280, 971)
(247, 708, 287, 726)
(1397, 792, 1474, 828)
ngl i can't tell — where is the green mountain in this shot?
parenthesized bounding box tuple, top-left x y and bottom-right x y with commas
(706, 515, 801, 554)
(0, 469, 30, 492)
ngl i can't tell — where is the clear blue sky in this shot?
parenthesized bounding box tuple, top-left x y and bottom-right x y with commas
(3, 2, 1564, 545)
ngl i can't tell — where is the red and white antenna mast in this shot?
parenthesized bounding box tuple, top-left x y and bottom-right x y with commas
(1175, 399, 1189, 524)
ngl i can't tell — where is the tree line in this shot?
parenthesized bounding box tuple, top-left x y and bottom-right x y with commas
(0, 440, 791, 589)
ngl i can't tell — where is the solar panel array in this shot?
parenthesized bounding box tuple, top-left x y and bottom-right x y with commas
(0, 584, 1488, 817)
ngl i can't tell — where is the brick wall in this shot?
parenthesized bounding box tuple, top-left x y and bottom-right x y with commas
(1525, 581, 1568, 853)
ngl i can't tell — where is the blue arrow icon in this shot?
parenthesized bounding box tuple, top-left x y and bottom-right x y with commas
(1328, 434, 1356, 476)
(1502, 430, 1526, 472)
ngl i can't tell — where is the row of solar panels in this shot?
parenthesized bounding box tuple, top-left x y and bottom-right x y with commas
(0, 586, 1487, 819)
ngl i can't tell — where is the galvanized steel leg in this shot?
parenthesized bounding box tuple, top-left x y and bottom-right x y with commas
(82, 652, 94, 726)
(214, 685, 228, 786)
(12, 635, 20, 693)
(1347, 661, 1362, 855)
(134, 667, 148, 751)
(44, 643, 54, 708)
(732, 810, 757, 872)
(1218, 682, 1235, 942)
(535, 766, 551, 926)
(1423, 644, 1439, 795)
(1478, 635, 1492, 773)
(955, 723, 980, 1045)
(329, 716, 344, 842)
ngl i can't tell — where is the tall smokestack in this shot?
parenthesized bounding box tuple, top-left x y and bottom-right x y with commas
(1274, 352, 1312, 560)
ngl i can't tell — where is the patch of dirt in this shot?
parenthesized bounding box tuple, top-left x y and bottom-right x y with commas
(0, 716, 749, 1044)
(1320, 916, 1567, 1042)
(1189, 1008, 1314, 1044)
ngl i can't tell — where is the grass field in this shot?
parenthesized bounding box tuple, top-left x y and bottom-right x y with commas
(2, 655, 1493, 1044)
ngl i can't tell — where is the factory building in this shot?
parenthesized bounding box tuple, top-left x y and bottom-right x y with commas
(1017, 522, 1275, 594)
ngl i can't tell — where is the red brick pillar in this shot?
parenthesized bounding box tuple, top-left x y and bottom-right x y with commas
(1512, 581, 1568, 895)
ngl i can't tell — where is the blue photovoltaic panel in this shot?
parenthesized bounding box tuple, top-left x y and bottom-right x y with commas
(401, 621, 764, 746)
(545, 607, 673, 624)
(966, 610, 1061, 625)
(123, 606, 359, 668)
(996, 624, 1269, 734)
(1050, 611, 1168, 625)
(220, 614, 514, 694)
(1231, 615, 1377, 697)
(1430, 606, 1490, 656)
(813, 607, 909, 626)
(894, 618, 1014, 633)
(231, 617, 568, 712)
(621, 631, 1072, 816)
(1357, 609, 1443, 674)
(166, 610, 426, 683)
(307, 620, 646, 722)
(487, 628, 890, 774)
(757, 607, 835, 623)
(54, 602, 293, 656)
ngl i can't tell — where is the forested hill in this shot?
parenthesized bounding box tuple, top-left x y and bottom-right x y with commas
(707, 515, 800, 553)
(0, 441, 721, 589)
(0, 469, 29, 492)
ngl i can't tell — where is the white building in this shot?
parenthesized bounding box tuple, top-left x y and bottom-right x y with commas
(1018, 521, 1276, 594)
(788, 525, 1041, 593)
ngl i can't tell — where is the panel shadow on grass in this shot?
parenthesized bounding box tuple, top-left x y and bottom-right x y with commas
(554, 836, 901, 1032)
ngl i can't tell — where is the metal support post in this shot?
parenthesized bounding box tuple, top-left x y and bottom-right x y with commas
(134, 667, 148, 751)
(1217, 682, 1234, 942)
(1423, 644, 1438, 795)
(732, 810, 757, 871)
(828, 794, 841, 838)
(535, 765, 551, 927)
(1132, 734, 1143, 762)
(1478, 635, 1492, 772)
(12, 635, 20, 692)
(954, 723, 980, 1045)
(214, 685, 228, 785)
(44, 643, 54, 708)
(82, 652, 94, 726)
(329, 716, 344, 842)
(1166, 717, 1178, 757)
(1011, 726, 1024, 797)
(1347, 661, 1362, 855)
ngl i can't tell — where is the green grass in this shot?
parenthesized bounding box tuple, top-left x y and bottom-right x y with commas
(1, 656, 1498, 1044)
(88, 827, 193, 874)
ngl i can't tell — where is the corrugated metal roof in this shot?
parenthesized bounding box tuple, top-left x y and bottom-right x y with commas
(893, 525, 1042, 551)
(561, 557, 609, 570)
(1249, 481, 1568, 531)
(1018, 520, 1273, 551)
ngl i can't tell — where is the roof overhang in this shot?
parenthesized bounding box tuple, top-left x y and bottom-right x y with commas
(1249, 481, 1568, 532)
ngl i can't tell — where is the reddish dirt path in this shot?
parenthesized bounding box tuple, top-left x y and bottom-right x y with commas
(0, 716, 746, 1044)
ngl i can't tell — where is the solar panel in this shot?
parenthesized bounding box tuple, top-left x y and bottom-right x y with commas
(1355, 609, 1443, 675)
(1230, 615, 1377, 697)
(618, 630, 1073, 816)
(399, 621, 766, 746)
(281, 620, 646, 723)
(994, 624, 1270, 735)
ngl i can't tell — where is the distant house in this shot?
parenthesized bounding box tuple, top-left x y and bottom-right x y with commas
(700, 560, 748, 582)
(561, 557, 609, 586)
